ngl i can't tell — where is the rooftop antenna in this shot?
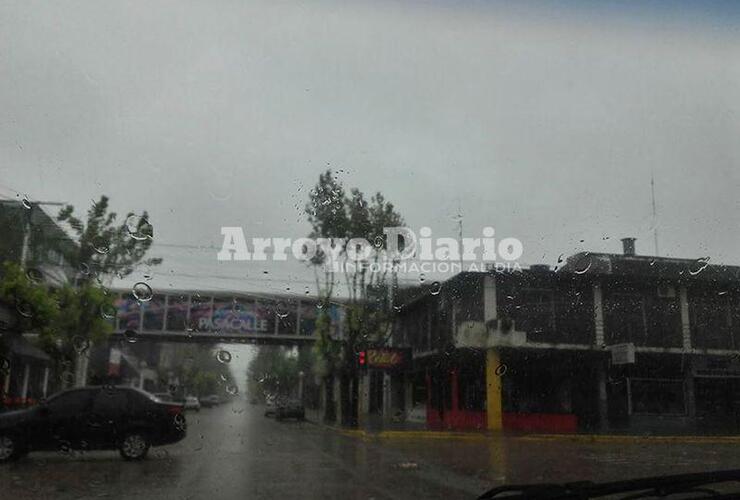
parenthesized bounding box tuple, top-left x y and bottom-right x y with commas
(651, 172, 659, 256)
(456, 199, 464, 271)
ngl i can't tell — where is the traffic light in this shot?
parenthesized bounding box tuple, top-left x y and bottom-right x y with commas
(358, 350, 366, 367)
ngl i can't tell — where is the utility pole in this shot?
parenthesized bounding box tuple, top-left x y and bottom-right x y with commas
(651, 173, 659, 256)
(455, 199, 464, 272)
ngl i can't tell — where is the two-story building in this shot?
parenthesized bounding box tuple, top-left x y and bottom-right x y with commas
(393, 239, 740, 434)
(0, 200, 77, 409)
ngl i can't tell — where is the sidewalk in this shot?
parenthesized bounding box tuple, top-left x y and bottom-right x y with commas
(305, 409, 491, 441)
(304, 409, 740, 444)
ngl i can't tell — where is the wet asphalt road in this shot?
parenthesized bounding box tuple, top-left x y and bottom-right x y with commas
(4, 402, 740, 499)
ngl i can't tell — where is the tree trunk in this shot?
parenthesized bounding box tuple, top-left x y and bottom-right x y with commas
(324, 375, 336, 424)
(339, 373, 359, 427)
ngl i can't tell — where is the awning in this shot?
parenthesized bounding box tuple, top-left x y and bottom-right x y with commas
(1, 334, 51, 362)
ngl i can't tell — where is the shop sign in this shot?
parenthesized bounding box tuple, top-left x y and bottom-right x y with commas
(365, 348, 410, 370)
(609, 343, 635, 365)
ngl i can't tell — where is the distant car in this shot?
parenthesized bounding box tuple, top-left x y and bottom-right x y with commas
(183, 396, 200, 412)
(200, 395, 221, 408)
(0, 386, 186, 463)
(275, 399, 305, 421)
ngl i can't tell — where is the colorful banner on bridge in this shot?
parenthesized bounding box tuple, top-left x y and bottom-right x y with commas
(112, 292, 342, 338)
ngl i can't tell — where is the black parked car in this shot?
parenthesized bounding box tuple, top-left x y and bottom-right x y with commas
(0, 386, 187, 463)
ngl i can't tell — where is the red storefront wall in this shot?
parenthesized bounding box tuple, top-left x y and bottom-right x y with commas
(425, 369, 578, 433)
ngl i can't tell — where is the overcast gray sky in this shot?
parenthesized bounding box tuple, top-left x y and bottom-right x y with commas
(1, 0, 739, 297)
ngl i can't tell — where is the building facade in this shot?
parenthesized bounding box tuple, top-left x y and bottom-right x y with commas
(0, 201, 77, 409)
(392, 245, 740, 434)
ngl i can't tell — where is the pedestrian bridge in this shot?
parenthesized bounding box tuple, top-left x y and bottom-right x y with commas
(108, 289, 343, 344)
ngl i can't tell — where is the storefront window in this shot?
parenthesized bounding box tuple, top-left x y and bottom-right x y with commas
(629, 378, 685, 415)
(690, 291, 734, 350)
(513, 289, 555, 338)
(458, 364, 485, 411)
(604, 292, 646, 345)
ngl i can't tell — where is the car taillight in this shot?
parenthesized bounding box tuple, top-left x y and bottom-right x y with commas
(167, 405, 183, 415)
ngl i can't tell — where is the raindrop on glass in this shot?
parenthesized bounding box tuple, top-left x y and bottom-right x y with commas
(574, 258, 592, 275)
(21, 196, 32, 209)
(216, 350, 232, 364)
(275, 302, 289, 319)
(71, 335, 90, 353)
(58, 440, 72, 455)
(173, 414, 186, 431)
(92, 237, 109, 254)
(100, 303, 117, 320)
(125, 214, 154, 241)
(689, 257, 710, 276)
(132, 282, 153, 301)
(25, 268, 44, 284)
(430, 281, 441, 295)
(226, 385, 239, 396)
(16, 301, 32, 318)
(123, 329, 138, 343)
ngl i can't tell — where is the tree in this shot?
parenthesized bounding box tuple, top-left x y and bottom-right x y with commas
(169, 344, 236, 399)
(247, 347, 297, 400)
(53, 196, 163, 383)
(305, 170, 405, 426)
(57, 195, 161, 284)
(0, 262, 59, 341)
(0, 261, 114, 389)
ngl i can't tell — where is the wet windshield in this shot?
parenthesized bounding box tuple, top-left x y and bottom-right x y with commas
(1, 1, 740, 499)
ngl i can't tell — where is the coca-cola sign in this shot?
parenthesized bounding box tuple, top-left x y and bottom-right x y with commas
(365, 348, 410, 370)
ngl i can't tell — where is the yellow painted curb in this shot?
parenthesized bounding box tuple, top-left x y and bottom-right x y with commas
(339, 429, 488, 441)
(336, 428, 740, 445)
(518, 433, 740, 444)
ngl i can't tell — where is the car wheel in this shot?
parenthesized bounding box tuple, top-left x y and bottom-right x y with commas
(0, 434, 23, 463)
(119, 432, 150, 461)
